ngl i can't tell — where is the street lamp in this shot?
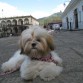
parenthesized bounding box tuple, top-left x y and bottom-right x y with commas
(63, 0, 71, 7)
(1, 9, 3, 18)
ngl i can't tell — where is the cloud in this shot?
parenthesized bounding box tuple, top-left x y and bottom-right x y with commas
(0, 2, 28, 18)
(52, 2, 69, 13)
(0, 1, 69, 19)
(0, 2, 50, 19)
(32, 2, 69, 18)
(31, 11, 50, 19)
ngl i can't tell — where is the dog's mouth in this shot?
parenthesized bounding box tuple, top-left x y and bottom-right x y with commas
(31, 47, 37, 50)
(30, 47, 39, 53)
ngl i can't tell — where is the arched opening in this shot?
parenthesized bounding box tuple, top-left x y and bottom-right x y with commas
(6, 20, 12, 35)
(12, 19, 17, 25)
(1, 21, 6, 27)
(1, 21, 7, 31)
(18, 19, 24, 32)
(18, 19, 23, 25)
(24, 18, 29, 25)
(7, 20, 11, 26)
(12, 19, 18, 34)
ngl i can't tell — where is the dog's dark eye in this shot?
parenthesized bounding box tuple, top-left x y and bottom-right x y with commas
(37, 39, 41, 42)
(27, 38, 31, 41)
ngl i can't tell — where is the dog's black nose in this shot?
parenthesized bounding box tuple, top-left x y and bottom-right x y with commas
(32, 43, 36, 47)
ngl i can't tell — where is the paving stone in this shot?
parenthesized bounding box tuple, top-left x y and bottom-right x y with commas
(0, 31, 83, 83)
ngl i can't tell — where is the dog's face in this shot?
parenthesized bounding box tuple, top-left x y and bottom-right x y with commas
(20, 26, 54, 58)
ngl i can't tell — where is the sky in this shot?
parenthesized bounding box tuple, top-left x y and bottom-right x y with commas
(0, 0, 70, 19)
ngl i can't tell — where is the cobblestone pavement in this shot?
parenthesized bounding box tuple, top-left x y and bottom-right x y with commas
(0, 30, 83, 83)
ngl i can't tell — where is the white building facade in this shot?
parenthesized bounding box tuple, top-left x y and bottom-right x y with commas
(0, 15, 39, 36)
(62, 0, 83, 30)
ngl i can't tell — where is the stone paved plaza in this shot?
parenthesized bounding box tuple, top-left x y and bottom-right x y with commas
(0, 30, 83, 83)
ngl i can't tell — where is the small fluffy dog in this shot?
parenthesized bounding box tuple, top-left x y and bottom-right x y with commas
(1, 26, 63, 81)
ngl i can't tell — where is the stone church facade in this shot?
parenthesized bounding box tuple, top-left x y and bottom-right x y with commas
(0, 15, 39, 37)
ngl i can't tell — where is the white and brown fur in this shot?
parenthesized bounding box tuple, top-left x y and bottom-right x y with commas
(1, 26, 63, 81)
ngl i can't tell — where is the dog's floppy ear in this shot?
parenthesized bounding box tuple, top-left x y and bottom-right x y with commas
(20, 47, 24, 54)
(46, 35, 55, 51)
(19, 36, 24, 54)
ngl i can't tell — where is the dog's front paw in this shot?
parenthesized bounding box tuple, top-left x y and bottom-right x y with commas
(1, 62, 16, 72)
(20, 68, 38, 80)
(39, 65, 63, 81)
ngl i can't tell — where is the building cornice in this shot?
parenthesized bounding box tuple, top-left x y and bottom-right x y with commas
(0, 15, 38, 21)
(62, 0, 81, 18)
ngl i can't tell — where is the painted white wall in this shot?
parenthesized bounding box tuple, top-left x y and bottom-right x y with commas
(62, 0, 83, 29)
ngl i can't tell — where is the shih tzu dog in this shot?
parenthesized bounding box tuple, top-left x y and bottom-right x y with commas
(1, 26, 63, 81)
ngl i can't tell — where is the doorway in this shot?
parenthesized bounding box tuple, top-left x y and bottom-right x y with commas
(66, 17, 69, 30)
(74, 9, 78, 29)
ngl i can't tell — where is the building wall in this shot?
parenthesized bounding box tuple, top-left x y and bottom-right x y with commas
(62, 0, 83, 30)
(0, 16, 39, 36)
(77, 0, 83, 29)
(31, 18, 39, 25)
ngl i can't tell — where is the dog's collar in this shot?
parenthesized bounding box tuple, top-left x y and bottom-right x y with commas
(31, 54, 58, 64)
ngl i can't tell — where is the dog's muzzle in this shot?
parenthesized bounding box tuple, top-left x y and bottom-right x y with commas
(32, 43, 36, 48)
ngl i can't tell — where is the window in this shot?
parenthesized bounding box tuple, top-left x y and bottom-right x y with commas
(82, 6, 83, 11)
